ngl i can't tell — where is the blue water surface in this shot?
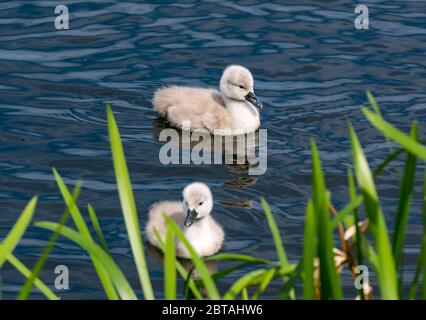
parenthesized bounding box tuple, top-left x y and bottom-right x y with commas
(0, 0, 425, 299)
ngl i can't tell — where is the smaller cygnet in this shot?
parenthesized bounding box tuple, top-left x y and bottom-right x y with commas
(145, 182, 224, 258)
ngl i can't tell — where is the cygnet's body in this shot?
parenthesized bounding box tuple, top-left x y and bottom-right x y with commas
(145, 182, 224, 258)
(153, 65, 263, 135)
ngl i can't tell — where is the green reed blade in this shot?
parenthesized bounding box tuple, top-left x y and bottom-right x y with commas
(164, 215, 220, 299)
(252, 268, 275, 300)
(206, 253, 275, 266)
(311, 140, 342, 300)
(422, 169, 426, 299)
(53, 168, 118, 300)
(393, 122, 418, 281)
(223, 269, 266, 300)
(363, 108, 426, 161)
(107, 104, 154, 300)
(18, 184, 80, 300)
(260, 197, 288, 267)
(153, 228, 203, 300)
(0, 197, 37, 269)
(303, 199, 315, 300)
(349, 124, 398, 299)
(35, 221, 137, 300)
(88, 204, 110, 254)
(6, 253, 59, 300)
(164, 224, 176, 300)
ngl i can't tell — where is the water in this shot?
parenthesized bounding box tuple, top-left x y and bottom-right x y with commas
(0, 0, 425, 299)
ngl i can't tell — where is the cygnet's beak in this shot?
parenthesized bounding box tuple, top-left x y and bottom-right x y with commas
(184, 209, 198, 227)
(245, 92, 263, 109)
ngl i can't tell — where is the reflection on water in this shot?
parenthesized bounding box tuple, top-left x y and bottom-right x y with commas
(154, 117, 267, 176)
(0, 0, 425, 298)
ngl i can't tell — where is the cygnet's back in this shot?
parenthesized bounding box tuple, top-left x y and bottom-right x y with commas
(153, 86, 232, 132)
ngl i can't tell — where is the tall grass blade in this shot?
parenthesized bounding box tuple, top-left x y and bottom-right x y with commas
(413, 170, 426, 299)
(153, 229, 203, 300)
(260, 197, 288, 267)
(277, 260, 302, 300)
(164, 224, 176, 300)
(422, 169, 426, 299)
(408, 251, 422, 299)
(210, 263, 253, 281)
(164, 215, 220, 299)
(311, 140, 342, 300)
(349, 124, 398, 299)
(303, 200, 315, 300)
(223, 266, 294, 300)
(0, 197, 37, 269)
(88, 204, 110, 254)
(107, 104, 154, 300)
(206, 253, 275, 266)
(363, 108, 426, 161)
(252, 269, 275, 299)
(241, 288, 249, 300)
(18, 184, 81, 300)
(331, 195, 362, 230)
(348, 168, 364, 299)
(366, 91, 380, 115)
(374, 148, 404, 178)
(6, 253, 59, 300)
(366, 91, 393, 152)
(35, 221, 137, 300)
(223, 269, 266, 300)
(393, 122, 418, 278)
(53, 169, 118, 300)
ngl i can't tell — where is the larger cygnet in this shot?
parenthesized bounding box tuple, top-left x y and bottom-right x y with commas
(145, 182, 224, 258)
(153, 65, 263, 135)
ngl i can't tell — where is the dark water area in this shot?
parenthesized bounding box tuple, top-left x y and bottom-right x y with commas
(0, 0, 425, 299)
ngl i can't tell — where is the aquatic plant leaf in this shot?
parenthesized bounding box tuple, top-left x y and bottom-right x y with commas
(18, 185, 81, 300)
(88, 204, 110, 254)
(164, 214, 220, 299)
(35, 222, 137, 300)
(252, 269, 275, 300)
(153, 228, 203, 300)
(223, 269, 267, 300)
(422, 169, 426, 299)
(53, 169, 118, 300)
(303, 200, 315, 300)
(331, 195, 362, 230)
(393, 123, 418, 282)
(164, 224, 176, 300)
(311, 140, 342, 300)
(107, 104, 154, 300)
(206, 253, 275, 266)
(363, 108, 426, 161)
(5, 253, 59, 300)
(349, 124, 398, 299)
(0, 197, 37, 269)
(261, 197, 288, 267)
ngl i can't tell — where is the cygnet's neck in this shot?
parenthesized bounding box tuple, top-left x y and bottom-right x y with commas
(222, 95, 260, 134)
(184, 215, 211, 235)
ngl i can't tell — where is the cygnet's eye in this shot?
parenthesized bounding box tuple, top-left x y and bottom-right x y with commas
(239, 85, 245, 90)
(199, 201, 204, 206)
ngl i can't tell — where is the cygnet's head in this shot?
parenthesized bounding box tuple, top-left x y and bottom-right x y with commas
(219, 65, 263, 109)
(182, 182, 213, 227)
